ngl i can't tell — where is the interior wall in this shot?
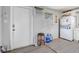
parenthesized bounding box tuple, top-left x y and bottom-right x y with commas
(1, 6, 11, 50)
(42, 9, 62, 39)
(33, 8, 62, 41)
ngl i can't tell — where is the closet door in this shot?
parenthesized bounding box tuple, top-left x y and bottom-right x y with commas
(12, 7, 30, 49)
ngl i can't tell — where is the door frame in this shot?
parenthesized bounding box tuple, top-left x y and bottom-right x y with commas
(0, 7, 2, 46)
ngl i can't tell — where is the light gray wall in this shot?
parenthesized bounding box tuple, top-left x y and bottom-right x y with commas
(1, 6, 11, 50)
(33, 8, 62, 40)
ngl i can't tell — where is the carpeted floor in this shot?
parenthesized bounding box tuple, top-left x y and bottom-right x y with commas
(47, 38, 79, 53)
(7, 45, 55, 53)
(7, 38, 79, 53)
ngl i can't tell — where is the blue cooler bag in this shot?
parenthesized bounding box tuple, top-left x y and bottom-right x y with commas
(45, 33, 53, 43)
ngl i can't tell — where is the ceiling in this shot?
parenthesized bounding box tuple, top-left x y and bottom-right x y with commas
(44, 6, 79, 12)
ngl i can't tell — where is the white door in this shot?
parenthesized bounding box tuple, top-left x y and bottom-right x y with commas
(12, 7, 30, 49)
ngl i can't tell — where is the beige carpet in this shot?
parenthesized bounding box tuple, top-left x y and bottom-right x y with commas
(47, 38, 79, 53)
(7, 45, 55, 53)
(7, 46, 40, 53)
(7, 38, 79, 53)
(30, 45, 55, 53)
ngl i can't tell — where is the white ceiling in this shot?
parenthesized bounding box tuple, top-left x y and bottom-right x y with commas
(45, 6, 79, 12)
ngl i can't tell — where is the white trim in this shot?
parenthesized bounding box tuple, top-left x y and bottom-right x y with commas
(0, 7, 2, 46)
